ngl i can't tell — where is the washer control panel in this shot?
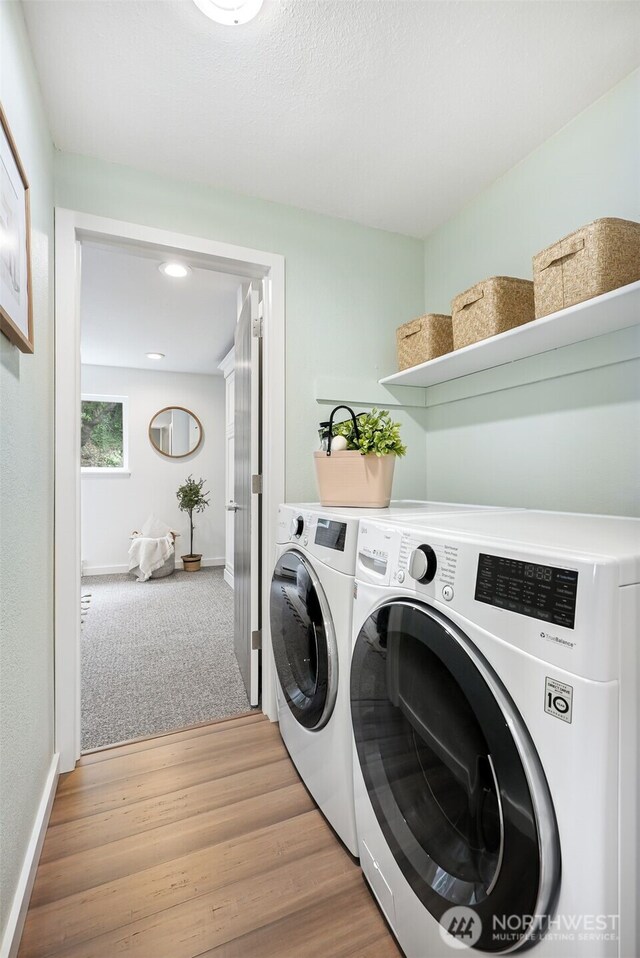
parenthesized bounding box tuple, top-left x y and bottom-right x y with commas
(354, 518, 619, 683)
(398, 532, 459, 597)
(356, 522, 460, 595)
(408, 544, 438, 584)
(475, 553, 578, 629)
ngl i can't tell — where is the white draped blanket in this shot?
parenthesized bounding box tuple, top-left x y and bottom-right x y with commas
(128, 534, 175, 582)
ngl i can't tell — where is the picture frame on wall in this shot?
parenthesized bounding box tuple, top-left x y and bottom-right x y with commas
(0, 101, 33, 354)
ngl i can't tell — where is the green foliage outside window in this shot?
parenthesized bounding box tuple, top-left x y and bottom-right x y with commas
(81, 400, 124, 468)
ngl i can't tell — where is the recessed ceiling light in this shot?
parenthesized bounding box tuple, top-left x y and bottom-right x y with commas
(159, 262, 191, 278)
(146, 352, 165, 360)
(192, 0, 264, 26)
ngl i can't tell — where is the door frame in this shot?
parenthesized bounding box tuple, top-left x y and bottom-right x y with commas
(54, 208, 285, 772)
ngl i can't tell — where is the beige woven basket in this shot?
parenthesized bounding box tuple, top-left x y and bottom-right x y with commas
(533, 217, 640, 318)
(396, 314, 453, 370)
(451, 276, 535, 350)
(313, 451, 396, 508)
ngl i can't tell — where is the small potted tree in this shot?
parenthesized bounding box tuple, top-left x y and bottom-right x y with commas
(176, 475, 210, 571)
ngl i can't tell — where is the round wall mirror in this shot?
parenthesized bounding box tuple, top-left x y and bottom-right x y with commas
(149, 407, 203, 458)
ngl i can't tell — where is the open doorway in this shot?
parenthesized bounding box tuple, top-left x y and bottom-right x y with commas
(78, 241, 255, 750)
(55, 210, 285, 771)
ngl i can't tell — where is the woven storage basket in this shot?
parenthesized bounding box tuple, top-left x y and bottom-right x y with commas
(150, 552, 175, 579)
(451, 276, 535, 350)
(533, 218, 640, 318)
(129, 531, 178, 579)
(313, 451, 395, 508)
(396, 314, 453, 370)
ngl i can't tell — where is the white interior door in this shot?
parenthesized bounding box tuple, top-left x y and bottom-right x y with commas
(224, 428, 235, 584)
(233, 285, 261, 705)
(221, 356, 235, 588)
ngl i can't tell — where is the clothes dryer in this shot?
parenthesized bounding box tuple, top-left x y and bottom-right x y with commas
(351, 510, 640, 956)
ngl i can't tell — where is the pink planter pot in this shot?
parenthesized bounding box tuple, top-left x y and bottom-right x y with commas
(314, 451, 396, 508)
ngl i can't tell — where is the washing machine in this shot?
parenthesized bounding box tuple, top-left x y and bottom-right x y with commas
(350, 510, 640, 957)
(270, 501, 512, 856)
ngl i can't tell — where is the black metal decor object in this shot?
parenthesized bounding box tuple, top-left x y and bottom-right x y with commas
(318, 421, 332, 451)
(326, 405, 361, 456)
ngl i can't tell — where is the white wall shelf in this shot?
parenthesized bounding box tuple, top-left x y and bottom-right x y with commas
(380, 281, 640, 389)
(315, 376, 428, 408)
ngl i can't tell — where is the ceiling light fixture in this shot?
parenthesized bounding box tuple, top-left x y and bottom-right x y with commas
(146, 352, 165, 360)
(192, 0, 264, 26)
(159, 262, 191, 279)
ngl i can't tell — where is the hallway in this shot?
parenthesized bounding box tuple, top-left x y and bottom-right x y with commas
(19, 713, 400, 958)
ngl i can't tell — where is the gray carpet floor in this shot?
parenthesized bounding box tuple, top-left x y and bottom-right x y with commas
(81, 568, 253, 750)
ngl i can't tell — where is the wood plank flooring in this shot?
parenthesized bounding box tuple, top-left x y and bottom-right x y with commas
(20, 712, 401, 958)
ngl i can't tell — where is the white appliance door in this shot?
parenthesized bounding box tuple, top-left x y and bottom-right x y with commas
(270, 549, 338, 730)
(351, 599, 561, 954)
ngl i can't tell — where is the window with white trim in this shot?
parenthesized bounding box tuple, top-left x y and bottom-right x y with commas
(81, 395, 129, 472)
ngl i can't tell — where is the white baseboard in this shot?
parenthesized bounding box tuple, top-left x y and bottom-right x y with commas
(223, 568, 235, 588)
(82, 563, 128, 576)
(0, 753, 59, 958)
(82, 557, 225, 576)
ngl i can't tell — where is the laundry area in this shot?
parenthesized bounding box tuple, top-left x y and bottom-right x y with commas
(2, 2, 640, 958)
(276, 500, 638, 957)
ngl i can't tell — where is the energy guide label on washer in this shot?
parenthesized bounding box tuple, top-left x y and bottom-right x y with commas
(544, 677, 573, 724)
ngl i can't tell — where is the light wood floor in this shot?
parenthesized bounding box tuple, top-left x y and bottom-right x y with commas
(19, 712, 401, 958)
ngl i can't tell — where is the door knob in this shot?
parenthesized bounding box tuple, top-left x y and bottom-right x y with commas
(226, 502, 240, 512)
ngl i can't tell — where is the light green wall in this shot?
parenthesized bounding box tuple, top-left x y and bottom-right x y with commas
(0, 0, 55, 938)
(422, 70, 640, 516)
(54, 153, 426, 501)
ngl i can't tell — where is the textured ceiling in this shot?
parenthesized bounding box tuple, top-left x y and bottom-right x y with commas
(81, 243, 242, 374)
(23, 0, 640, 237)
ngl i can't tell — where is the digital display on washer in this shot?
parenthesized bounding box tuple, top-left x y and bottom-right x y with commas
(475, 553, 578, 629)
(315, 519, 347, 552)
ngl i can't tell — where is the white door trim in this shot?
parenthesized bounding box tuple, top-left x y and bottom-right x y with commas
(54, 208, 285, 772)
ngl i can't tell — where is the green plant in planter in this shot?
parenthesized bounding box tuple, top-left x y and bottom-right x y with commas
(176, 475, 210, 560)
(333, 408, 407, 457)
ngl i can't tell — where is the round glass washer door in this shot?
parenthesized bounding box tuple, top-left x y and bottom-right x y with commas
(270, 550, 338, 731)
(351, 600, 561, 953)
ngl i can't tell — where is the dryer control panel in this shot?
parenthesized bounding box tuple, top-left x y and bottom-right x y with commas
(314, 517, 347, 552)
(276, 505, 358, 575)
